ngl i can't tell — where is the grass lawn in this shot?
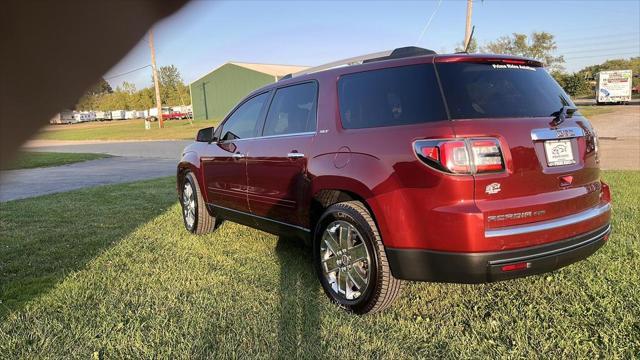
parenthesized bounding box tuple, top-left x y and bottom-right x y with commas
(0, 173, 638, 358)
(578, 106, 618, 118)
(37, 119, 220, 141)
(1, 151, 110, 170)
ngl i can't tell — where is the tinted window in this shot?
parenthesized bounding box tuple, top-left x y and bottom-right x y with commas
(436, 62, 574, 119)
(220, 92, 269, 141)
(263, 82, 317, 136)
(338, 64, 446, 129)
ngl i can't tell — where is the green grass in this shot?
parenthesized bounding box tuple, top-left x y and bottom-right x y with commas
(1, 151, 110, 170)
(1, 173, 638, 358)
(578, 106, 618, 118)
(37, 119, 220, 141)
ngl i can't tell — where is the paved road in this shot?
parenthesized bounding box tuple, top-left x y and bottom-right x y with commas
(0, 157, 178, 202)
(1, 140, 189, 202)
(23, 140, 191, 160)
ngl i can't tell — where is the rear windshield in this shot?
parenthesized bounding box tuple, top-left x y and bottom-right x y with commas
(436, 62, 574, 119)
(338, 64, 446, 129)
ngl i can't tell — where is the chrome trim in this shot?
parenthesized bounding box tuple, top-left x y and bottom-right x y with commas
(218, 131, 315, 144)
(485, 203, 611, 238)
(287, 152, 305, 158)
(209, 204, 311, 233)
(231, 153, 246, 159)
(531, 126, 585, 141)
(489, 224, 610, 265)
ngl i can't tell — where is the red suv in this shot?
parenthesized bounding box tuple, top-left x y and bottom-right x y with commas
(177, 47, 612, 314)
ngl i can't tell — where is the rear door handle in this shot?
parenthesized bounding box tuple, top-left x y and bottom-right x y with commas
(232, 152, 246, 159)
(287, 152, 305, 159)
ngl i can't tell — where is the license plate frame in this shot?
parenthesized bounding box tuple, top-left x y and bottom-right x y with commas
(544, 139, 575, 167)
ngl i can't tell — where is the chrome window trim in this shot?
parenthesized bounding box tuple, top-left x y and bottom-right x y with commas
(488, 224, 610, 265)
(218, 131, 316, 144)
(531, 126, 585, 141)
(485, 203, 611, 238)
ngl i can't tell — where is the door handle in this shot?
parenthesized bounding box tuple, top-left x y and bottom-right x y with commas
(287, 152, 305, 159)
(232, 152, 246, 159)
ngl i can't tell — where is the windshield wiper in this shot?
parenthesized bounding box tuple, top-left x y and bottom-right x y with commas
(550, 105, 577, 126)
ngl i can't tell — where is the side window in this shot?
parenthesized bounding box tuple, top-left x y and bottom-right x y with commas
(220, 92, 269, 141)
(263, 82, 317, 136)
(338, 64, 446, 129)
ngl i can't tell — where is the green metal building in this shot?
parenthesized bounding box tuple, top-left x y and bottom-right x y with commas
(190, 62, 308, 121)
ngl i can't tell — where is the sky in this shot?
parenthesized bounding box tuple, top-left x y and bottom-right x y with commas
(104, 0, 640, 89)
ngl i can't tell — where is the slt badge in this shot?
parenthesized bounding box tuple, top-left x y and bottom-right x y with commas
(485, 182, 501, 195)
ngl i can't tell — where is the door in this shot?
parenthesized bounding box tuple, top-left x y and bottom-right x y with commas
(246, 82, 318, 228)
(202, 92, 270, 213)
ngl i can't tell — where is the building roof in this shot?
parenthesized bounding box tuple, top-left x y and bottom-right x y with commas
(230, 62, 309, 77)
(191, 61, 309, 84)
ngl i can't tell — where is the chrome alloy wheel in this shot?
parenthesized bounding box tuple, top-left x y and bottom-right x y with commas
(320, 220, 372, 301)
(182, 182, 196, 229)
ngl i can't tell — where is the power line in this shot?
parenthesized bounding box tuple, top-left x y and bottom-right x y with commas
(104, 64, 151, 80)
(556, 32, 640, 42)
(416, 0, 443, 45)
(558, 37, 640, 49)
(564, 52, 639, 60)
(561, 46, 640, 55)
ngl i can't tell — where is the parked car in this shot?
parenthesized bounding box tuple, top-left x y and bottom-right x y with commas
(177, 47, 612, 314)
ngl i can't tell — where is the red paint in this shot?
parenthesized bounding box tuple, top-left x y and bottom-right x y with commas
(178, 53, 611, 255)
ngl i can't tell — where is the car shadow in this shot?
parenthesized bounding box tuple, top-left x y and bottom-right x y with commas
(0, 180, 176, 318)
(274, 235, 326, 357)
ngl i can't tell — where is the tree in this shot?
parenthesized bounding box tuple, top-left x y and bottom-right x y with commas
(86, 77, 113, 95)
(454, 38, 478, 53)
(483, 32, 565, 72)
(156, 65, 188, 106)
(553, 72, 590, 97)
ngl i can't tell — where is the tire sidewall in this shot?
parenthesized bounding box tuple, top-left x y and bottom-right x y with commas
(313, 204, 380, 311)
(182, 173, 199, 233)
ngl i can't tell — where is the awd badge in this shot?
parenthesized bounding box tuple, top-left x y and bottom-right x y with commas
(485, 182, 501, 195)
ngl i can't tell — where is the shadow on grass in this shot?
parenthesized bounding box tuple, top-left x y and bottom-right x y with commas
(0, 177, 176, 318)
(275, 235, 326, 357)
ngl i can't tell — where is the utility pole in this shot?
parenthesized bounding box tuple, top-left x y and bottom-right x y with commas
(149, 30, 163, 129)
(464, 0, 473, 50)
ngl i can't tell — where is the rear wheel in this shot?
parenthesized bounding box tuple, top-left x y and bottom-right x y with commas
(181, 172, 218, 234)
(314, 201, 402, 314)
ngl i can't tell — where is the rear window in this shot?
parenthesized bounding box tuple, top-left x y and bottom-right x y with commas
(338, 64, 446, 129)
(436, 62, 574, 119)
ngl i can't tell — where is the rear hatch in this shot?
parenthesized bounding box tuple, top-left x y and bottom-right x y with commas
(435, 56, 602, 248)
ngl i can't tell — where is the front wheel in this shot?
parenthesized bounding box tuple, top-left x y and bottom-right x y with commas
(181, 172, 218, 234)
(314, 201, 402, 314)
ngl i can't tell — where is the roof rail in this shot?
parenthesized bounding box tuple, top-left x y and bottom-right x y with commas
(285, 46, 436, 79)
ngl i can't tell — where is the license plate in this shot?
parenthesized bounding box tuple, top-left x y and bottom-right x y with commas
(544, 139, 575, 166)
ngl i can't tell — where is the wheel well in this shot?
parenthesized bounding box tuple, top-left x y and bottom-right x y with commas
(310, 189, 372, 232)
(177, 167, 190, 196)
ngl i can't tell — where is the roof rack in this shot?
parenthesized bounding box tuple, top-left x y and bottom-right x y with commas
(281, 46, 436, 80)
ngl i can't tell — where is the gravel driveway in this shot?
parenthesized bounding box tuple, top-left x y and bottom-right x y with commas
(1, 140, 190, 202)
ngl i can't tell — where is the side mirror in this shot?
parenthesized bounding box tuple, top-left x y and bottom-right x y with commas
(196, 127, 216, 143)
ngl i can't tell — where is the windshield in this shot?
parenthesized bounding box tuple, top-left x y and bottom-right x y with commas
(436, 62, 574, 119)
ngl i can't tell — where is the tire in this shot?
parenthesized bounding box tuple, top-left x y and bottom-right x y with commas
(181, 172, 218, 235)
(314, 201, 402, 314)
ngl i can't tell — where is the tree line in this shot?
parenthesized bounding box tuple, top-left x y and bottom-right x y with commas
(75, 65, 189, 111)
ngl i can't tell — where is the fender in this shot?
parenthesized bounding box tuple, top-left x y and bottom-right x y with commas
(177, 150, 207, 202)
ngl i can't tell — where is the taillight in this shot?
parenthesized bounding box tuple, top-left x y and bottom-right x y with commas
(415, 138, 505, 175)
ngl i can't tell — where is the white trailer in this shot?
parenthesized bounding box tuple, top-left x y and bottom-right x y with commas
(597, 70, 632, 104)
(111, 110, 126, 120)
(50, 110, 74, 124)
(95, 111, 111, 121)
(137, 110, 147, 119)
(73, 112, 92, 123)
(125, 110, 137, 119)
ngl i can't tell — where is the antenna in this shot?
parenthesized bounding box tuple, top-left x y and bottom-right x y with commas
(464, 25, 476, 53)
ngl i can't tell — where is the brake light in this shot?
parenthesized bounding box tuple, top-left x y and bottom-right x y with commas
(501, 59, 526, 65)
(470, 139, 504, 173)
(415, 138, 505, 175)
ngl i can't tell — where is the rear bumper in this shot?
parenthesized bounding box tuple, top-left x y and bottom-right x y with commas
(386, 223, 611, 283)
